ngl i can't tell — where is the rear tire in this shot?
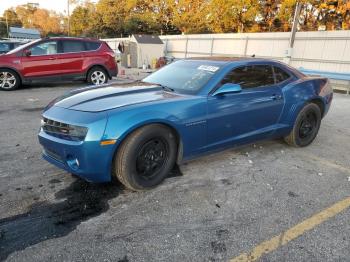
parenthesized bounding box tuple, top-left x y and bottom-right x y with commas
(87, 66, 108, 85)
(114, 124, 177, 191)
(0, 69, 20, 91)
(284, 103, 321, 147)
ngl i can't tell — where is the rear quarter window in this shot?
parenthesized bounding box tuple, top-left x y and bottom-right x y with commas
(274, 66, 291, 83)
(86, 42, 101, 51)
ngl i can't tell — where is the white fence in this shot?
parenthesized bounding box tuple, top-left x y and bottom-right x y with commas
(103, 30, 350, 73)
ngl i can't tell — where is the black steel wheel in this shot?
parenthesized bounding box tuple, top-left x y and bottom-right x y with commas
(136, 138, 169, 179)
(284, 103, 321, 147)
(114, 124, 177, 191)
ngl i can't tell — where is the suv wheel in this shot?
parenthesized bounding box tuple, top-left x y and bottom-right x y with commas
(0, 69, 20, 91)
(87, 67, 108, 85)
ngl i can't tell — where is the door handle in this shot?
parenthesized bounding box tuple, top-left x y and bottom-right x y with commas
(270, 94, 282, 100)
(48, 57, 56, 60)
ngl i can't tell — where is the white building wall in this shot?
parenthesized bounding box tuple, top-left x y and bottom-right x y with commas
(102, 30, 350, 73)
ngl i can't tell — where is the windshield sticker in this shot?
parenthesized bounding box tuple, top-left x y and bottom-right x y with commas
(198, 65, 219, 72)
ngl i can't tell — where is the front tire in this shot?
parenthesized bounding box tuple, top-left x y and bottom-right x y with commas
(87, 67, 108, 85)
(0, 69, 20, 91)
(284, 103, 321, 147)
(114, 124, 177, 191)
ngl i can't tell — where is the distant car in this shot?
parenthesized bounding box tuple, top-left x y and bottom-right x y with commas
(38, 58, 333, 191)
(0, 40, 24, 54)
(0, 37, 118, 91)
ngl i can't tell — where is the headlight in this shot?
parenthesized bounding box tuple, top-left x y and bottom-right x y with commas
(68, 125, 88, 139)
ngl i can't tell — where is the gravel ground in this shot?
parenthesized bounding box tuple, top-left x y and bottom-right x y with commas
(0, 79, 349, 262)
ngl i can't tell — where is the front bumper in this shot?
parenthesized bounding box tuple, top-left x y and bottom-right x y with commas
(38, 106, 115, 183)
(39, 131, 116, 182)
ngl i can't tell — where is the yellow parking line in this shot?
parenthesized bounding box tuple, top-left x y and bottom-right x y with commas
(300, 153, 350, 174)
(230, 197, 350, 262)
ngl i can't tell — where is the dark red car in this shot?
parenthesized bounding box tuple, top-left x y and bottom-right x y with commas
(0, 37, 118, 91)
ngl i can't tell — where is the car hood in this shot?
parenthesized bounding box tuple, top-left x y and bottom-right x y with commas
(50, 83, 186, 112)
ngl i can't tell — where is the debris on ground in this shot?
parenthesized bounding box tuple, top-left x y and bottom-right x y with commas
(267, 183, 273, 190)
(318, 173, 323, 176)
(248, 160, 253, 164)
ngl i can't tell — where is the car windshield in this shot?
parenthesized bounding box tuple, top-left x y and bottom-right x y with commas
(142, 60, 223, 94)
(6, 39, 40, 54)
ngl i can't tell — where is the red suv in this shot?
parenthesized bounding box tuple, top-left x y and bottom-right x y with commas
(0, 37, 118, 91)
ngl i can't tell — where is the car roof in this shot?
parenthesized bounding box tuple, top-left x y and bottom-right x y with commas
(187, 56, 276, 64)
(44, 37, 101, 42)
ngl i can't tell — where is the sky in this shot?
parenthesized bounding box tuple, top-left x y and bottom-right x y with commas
(0, 0, 83, 16)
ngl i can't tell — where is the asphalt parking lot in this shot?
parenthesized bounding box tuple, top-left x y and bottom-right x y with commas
(0, 80, 350, 262)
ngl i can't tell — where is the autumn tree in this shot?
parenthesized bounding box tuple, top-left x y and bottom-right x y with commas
(0, 9, 23, 37)
(172, 0, 210, 34)
(208, 0, 259, 33)
(70, 2, 96, 36)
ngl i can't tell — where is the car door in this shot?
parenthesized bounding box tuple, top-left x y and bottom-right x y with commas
(206, 64, 284, 149)
(21, 40, 61, 79)
(57, 40, 86, 78)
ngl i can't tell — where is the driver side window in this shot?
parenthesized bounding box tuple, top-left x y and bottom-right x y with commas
(29, 41, 58, 56)
(222, 65, 275, 89)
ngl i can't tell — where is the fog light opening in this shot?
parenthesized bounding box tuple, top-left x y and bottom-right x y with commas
(66, 155, 80, 170)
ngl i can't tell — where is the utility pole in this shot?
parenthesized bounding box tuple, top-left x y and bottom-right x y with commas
(5, 12, 9, 38)
(67, 0, 70, 36)
(284, 2, 302, 64)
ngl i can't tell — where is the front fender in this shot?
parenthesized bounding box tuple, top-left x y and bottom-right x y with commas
(104, 110, 182, 141)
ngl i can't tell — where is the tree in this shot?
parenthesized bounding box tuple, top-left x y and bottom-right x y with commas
(92, 0, 131, 37)
(15, 4, 37, 28)
(31, 9, 63, 36)
(3, 9, 22, 27)
(70, 4, 95, 36)
(172, 0, 210, 34)
(207, 0, 259, 33)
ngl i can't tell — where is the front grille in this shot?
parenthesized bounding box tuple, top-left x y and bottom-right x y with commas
(42, 117, 70, 134)
(41, 117, 87, 141)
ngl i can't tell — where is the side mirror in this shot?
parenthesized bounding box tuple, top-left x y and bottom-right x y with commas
(213, 83, 242, 96)
(24, 50, 31, 57)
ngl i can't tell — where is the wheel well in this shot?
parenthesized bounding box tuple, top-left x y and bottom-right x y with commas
(309, 98, 325, 117)
(86, 65, 110, 79)
(0, 67, 22, 83)
(113, 122, 183, 166)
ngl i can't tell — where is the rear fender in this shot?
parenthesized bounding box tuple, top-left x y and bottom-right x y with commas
(280, 77, 330, 127)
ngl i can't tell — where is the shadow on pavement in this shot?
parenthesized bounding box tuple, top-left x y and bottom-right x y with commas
(0, 178, 121, 261)
(0, 165, 183, 260)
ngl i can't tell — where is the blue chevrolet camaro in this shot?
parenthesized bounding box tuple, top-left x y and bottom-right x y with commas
(38, 57, 333, 190)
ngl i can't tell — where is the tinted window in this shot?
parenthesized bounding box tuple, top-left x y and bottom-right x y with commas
(86, 42, 101, 51)
(222, 65, 275, 89)
(274, 66, 290, 83)
(62, 40, 86, 53)
(30, 41, 58, 55)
